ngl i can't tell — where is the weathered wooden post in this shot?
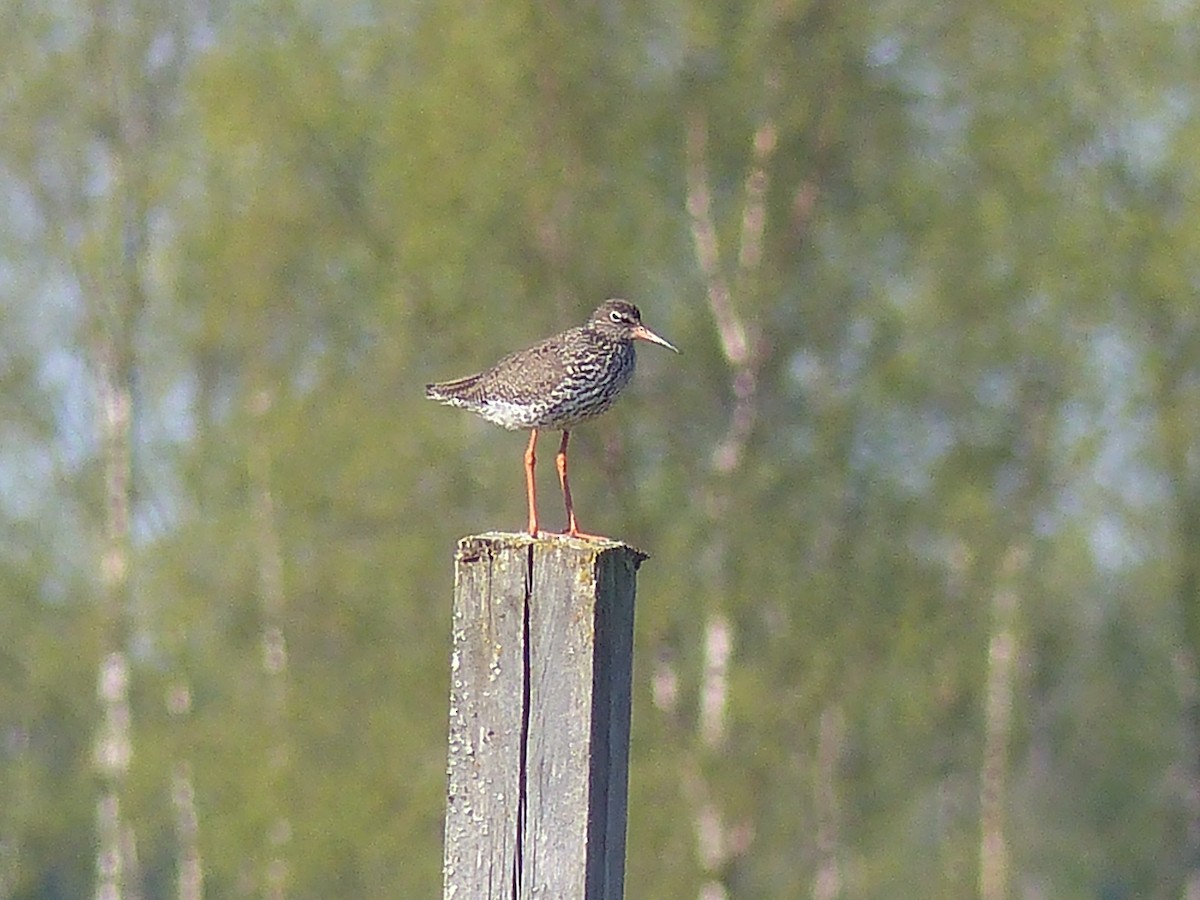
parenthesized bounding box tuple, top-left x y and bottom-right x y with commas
(443, 532, 646, 900)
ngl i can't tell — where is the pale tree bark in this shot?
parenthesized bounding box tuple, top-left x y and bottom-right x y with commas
(679, 46, 837, 892)
(92, 316, 143, 900)
(88, 13, 153, 884)
(249, 389, 291, 900)
(976, 375, 1053, 900)
(85, 0, 158, 884)
(81, 2, 196, 890)
(978, 545, 1027, 900)
(679, 68, 784, 899)
(168, 684, 204, 900)
(812, 705, 844, 900)
(10, 1, 190, 897)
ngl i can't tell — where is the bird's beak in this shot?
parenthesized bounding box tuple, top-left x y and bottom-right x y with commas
(632, 325, 679, 353)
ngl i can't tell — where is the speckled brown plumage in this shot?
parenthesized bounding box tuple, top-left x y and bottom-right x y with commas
(426, 299, 677, 537)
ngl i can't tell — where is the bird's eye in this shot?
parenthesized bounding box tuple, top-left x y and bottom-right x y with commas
(609, 310, 624, 323)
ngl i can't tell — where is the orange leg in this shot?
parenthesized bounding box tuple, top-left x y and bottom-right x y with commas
(524, 429, 539, 537)
(555, 431, 579, 536)
(555, 431, 604, 539)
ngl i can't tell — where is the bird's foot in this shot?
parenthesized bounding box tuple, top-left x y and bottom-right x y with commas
(524, 525, 609, 541)
(559, 527, 609, 541)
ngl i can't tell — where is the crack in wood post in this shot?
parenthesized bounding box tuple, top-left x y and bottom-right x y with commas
(513, 543, 534, 900)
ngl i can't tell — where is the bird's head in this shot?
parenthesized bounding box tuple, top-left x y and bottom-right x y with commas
(590, 299, 678, 352)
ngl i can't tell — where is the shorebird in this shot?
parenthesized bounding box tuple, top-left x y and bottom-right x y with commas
(425, 299, 677, 538)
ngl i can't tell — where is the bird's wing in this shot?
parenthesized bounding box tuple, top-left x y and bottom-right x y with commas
(479, 336, 572, 404)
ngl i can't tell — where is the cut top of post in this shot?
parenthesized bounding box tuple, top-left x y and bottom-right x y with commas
(455, 530, 643, 554)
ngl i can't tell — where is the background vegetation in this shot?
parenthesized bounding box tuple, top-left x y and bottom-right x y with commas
(2, 0, 1198, 897)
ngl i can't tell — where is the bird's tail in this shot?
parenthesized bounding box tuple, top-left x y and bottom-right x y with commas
(425, 373, 483, 404)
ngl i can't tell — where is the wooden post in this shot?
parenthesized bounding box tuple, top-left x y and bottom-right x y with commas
(443, 532, 647, 900)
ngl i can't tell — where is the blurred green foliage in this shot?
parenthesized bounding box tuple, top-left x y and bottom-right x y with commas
(1, 0, 1198, 897)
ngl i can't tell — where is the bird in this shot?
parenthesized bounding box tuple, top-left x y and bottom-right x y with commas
(425, 298, 678, 538)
